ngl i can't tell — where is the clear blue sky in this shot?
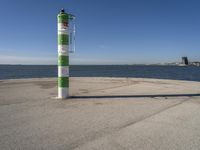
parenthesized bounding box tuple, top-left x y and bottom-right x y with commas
(0, 0, 200, 65)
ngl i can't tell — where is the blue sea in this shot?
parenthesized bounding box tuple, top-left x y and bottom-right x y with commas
(0, 65, 200, 82)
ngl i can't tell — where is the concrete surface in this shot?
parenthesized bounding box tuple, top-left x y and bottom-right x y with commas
(0, 77, 200, 150)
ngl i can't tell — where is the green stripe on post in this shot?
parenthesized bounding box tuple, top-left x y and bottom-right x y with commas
(58, 55, 69, 66)
(58, 77, 69, 87)
(58, 14, 68, 23)
(58, 34, 68, 45)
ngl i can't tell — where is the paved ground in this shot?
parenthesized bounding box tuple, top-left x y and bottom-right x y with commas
(0, 77, 200, 150)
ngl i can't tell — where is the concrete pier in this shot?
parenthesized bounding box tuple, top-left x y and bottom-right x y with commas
(0, 77, 200, 149)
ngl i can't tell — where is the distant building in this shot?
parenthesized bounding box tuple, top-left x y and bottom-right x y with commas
(182, 57, 189, 65)
(191, 62, 200, 67)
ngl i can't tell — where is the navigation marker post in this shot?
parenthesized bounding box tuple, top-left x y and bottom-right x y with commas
(57, 9, 75, 99)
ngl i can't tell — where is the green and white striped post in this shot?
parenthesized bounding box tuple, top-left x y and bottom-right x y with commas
(57, 9, 69, 99)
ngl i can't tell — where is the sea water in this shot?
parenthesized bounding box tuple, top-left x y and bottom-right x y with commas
(0, 65, 200, 82)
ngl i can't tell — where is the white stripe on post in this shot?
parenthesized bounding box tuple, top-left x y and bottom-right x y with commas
(58, 45, 68, 56)
(58, 66, 69, 77)
(58, 87, 69, 98)
(58, 23, 68, 34)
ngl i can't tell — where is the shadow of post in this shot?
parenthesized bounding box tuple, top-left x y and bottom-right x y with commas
(70, 94, 200, 99)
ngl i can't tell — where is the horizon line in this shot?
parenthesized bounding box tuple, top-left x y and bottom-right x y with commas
(0, 63, 179, 66)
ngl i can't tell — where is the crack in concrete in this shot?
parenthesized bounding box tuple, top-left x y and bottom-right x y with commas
(118, 98, 189, 130)
(66, 98, 190, 149)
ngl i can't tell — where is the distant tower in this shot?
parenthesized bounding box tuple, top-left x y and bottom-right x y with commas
(182, 57, 189, 65)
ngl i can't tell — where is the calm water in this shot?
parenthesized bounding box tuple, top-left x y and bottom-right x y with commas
(0, 65, 200, 82)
